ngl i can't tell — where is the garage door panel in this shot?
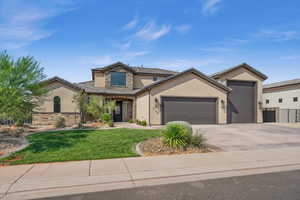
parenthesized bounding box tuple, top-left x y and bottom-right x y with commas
(162, 97, 217, 124)
(227, 81, 255, 123)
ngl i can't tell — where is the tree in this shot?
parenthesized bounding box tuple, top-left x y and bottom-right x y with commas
(72, 90, 88, 123)
(85, 96, 116, 122)
(0, 51, 47, 125)
(85, 96, 105, 121)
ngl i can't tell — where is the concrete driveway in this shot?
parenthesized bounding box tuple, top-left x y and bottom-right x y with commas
(193, 123, 300, 151)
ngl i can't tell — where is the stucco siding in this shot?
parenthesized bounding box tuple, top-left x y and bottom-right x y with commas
(94, 72, 105, 88)
(37, 82, 78, 113)
(134, 75, 155, 89)
(146, 73, 227, 125)
(136, 92, 150, 123)
(263, 88, 300, 109)
(215, 67, 264, 123)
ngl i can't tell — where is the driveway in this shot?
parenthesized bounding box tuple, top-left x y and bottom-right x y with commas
(193, 123, 300, 151)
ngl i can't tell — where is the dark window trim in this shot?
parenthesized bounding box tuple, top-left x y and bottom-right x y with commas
(293, 97, 298, 102)
(110, 72, 127, 87)
(53, 96, 61, 113)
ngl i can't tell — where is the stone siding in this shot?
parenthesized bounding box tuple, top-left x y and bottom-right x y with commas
(32, 113, 80, 126)
(104, 66, 133, 90)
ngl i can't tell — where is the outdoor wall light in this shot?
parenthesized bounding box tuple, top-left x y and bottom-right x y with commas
(258, 101, 263, 109)
(221, 99, 225, 109)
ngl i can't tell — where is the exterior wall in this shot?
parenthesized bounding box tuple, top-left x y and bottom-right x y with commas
(133, 75, 167, 89)
(263, 85, 300, 109)
(33, 82, 80, 126)
(36, 82, 79, 113)
(104, 67, 133, 90)
(139, 73, 228, 125)
(94, 72, 105, 87)
(136, 92, 150, 123)
(32, 113, 80, 126)
(215, 67, 265, 123)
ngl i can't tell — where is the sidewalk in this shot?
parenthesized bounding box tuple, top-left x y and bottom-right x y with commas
(1, 147, 300, 200)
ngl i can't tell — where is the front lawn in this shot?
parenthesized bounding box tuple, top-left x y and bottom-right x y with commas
(1, 128, 160, 165)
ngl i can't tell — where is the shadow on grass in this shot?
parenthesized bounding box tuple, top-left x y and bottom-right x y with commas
(24, 130, 94, 153)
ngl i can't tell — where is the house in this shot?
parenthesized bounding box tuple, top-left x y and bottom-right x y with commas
(33, 62, 267, 126)
(263, 78, 300, 123)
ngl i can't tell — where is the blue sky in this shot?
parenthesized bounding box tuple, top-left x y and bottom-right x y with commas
(0, 0, 300, 83)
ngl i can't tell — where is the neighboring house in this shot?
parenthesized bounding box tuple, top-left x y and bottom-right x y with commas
(263, 78, 300, 123)
(33, 62, 267, 126)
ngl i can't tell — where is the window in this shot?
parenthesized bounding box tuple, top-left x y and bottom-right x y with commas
(266, 99, 270, 104)
(293, 97, 298, 102)
(278, 98, 283, 103)
(53, 96, 61, 113)
(111, 72, 126, 86)
(153, 77, 158, 81)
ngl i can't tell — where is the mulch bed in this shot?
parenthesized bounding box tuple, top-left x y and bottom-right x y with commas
(139, 137, 221, 156)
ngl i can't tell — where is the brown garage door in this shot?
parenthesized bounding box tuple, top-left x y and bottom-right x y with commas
(161, 97, 217, 125)
(227, 81, 255, 123)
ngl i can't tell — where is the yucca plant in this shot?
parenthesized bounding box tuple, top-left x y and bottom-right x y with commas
(162, 123, 192, 148)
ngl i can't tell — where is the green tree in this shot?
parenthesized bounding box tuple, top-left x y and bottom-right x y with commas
(0, 51, 47, 125)
(85, 96, 117, 122)
(85, 96, 105, 121)
(72, 90, 88, 123)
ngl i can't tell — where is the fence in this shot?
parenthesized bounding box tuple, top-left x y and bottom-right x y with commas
(0, 118, 32, 126)
(278, 109, 300, 123)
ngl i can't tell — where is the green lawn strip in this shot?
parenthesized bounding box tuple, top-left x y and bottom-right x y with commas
(1, 128, 160, 165)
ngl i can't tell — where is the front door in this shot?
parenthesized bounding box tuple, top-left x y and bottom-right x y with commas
(113, 101, 122, 122)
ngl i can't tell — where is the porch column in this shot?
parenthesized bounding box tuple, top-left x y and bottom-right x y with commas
(132, 98, 136, 120)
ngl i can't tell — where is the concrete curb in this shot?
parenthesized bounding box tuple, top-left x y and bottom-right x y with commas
(135, 142, 144, 156)
(0, 137, 29, 160)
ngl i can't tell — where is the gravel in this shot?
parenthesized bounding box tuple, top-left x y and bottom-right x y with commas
(139, 137, 220, 156)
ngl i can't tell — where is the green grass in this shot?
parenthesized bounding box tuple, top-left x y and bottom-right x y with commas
(1, 128, 160, 165)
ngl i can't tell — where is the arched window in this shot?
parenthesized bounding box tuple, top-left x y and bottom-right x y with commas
(53, 96, 61, 113)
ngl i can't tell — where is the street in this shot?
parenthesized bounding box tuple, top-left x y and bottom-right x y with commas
(39, 170, 300, 200)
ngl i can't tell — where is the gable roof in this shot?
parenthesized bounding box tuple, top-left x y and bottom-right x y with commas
(92, 61, 177, 75)
(211, 63, 268, 80)
(43, 76, 82, 91)
(135, 68, 231, 95)
(264, 78, 300, 89)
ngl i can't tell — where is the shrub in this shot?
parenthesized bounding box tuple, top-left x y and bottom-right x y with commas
(190, 134, 206, 148)
(136, 119, 140, 125)
(166, 121, 193, 135)
(162, 122, 192, 148)
(108, 120, 114, 127)
(128, 119, 134, 123)
(140, 120, 147, 126)
(101, 113, 111, 123)
(54, 116, 66, 128)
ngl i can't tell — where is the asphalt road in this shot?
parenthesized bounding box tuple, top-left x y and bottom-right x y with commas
(39, 170, 300, 200)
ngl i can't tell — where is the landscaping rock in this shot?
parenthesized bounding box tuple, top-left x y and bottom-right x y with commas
(138, 137, 220, 156)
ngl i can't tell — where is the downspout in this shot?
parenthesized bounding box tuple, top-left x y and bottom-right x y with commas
(148, 89, 151, 126)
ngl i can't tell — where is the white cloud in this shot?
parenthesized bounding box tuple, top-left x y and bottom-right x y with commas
(280, 55, 300, 60)
(0, 0, 77, 50)
(134, 21, 171, 41)
(255, 30, 299, 41)
(83, 55, 115, 66)
(153, 58, 223, 70)
(201, 0, 222, 15)
(123, 17, 139, 30)
(198, 46, 233, 53)
(122, 51, 149, 60)
(175, 25, 191, 34)
(119, 41, 132, 50)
